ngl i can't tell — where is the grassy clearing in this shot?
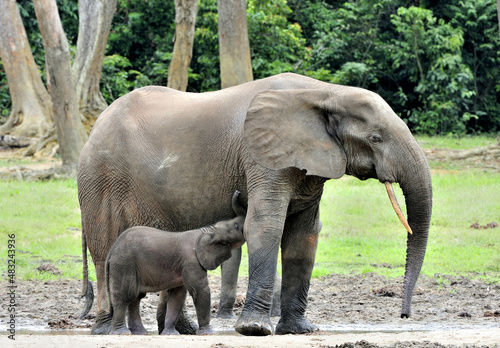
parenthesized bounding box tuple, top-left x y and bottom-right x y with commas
(0, 136, 499, 282)
(416, 134, 498, 150)
(0, 157, 33, 167)
(0, 180, 86, 281)
(315, 171, 499, 279)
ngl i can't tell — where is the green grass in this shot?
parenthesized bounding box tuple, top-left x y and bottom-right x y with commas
(0, 156, 36, 167)
(0, 180, 87, 281)
(416, 134, 498, 150)
(0, 136, 499, 282)
(314, 171, 500, 279)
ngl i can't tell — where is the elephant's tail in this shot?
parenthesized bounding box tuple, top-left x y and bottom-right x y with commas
(79, 230, 94, 319)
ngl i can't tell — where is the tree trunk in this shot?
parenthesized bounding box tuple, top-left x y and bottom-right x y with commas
(72, 0, 117, 132)
(218, 0, 253, 89)
(33, 0, 86, 175)
(167, 0, 198, 91)
(0, 0, 53, 137)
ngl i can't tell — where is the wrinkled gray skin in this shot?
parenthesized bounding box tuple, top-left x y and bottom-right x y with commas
(78, 73, 432, 336)
(106, 192, 246, 335)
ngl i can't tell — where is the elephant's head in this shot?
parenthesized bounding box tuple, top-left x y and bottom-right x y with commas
(196, 191, 246, 271)
(243, 86, 432, 318)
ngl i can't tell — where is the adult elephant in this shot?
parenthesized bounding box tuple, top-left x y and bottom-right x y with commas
(77, 73, 432, 336)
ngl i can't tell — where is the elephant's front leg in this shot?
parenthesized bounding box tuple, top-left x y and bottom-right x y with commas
(184, 272, 215, 335)
(275, 203, 321, 335)
(234, 193, 289, 336)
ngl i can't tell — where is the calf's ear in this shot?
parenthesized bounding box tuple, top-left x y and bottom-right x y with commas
(195, 233, 232, 271)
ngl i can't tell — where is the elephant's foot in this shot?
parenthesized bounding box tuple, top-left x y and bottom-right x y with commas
(235, 312, 273, 336)
(174, 314, 198, 335)
(110, 327, 132, 335)
(160, 327, 180, 335)
(275, 316, 318, 335)
(129, 322, 148, 335)
(197, 325, 216, 335)
(90, 313, 112, 335)
(216, 305, 235, 319)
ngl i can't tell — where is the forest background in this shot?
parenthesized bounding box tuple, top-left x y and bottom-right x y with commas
(1, 0, 499, 138)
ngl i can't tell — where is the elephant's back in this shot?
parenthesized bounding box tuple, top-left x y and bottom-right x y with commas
(84, 73, 327, 150)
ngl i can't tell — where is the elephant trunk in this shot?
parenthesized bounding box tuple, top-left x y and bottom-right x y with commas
(397, 145, 432, 318)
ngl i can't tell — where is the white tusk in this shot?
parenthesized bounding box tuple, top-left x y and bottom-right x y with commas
(385, 182, 413, 235)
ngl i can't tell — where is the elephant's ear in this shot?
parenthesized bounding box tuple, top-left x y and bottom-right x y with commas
(195, 232, 232, 271)
(244, 89, 346, 179)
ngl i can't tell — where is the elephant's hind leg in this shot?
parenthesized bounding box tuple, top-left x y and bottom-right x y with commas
(91, 260, 112, 335)
(110, 300, 132, 335)
(128, 294, 148, 335)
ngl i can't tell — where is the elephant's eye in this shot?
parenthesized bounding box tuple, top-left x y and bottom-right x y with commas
(234, 223, 239, 230)
(369, 134, 383, 144)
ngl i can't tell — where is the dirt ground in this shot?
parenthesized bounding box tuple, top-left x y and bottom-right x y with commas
(2, 273, 499, 347)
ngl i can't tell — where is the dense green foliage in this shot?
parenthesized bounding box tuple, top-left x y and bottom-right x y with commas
(1, 0, 499, 135)
(288, 0, 500, 135)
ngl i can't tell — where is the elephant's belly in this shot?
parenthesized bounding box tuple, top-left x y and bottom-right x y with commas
(157, 193, 237, 230)
(134, 169, 245, 231)
(138, 274, 184, 293)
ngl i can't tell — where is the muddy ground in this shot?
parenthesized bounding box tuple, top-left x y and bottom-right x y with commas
(2, 272, 499, 347)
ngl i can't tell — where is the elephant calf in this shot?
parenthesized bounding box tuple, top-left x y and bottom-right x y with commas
(106, 191, 246, 335)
